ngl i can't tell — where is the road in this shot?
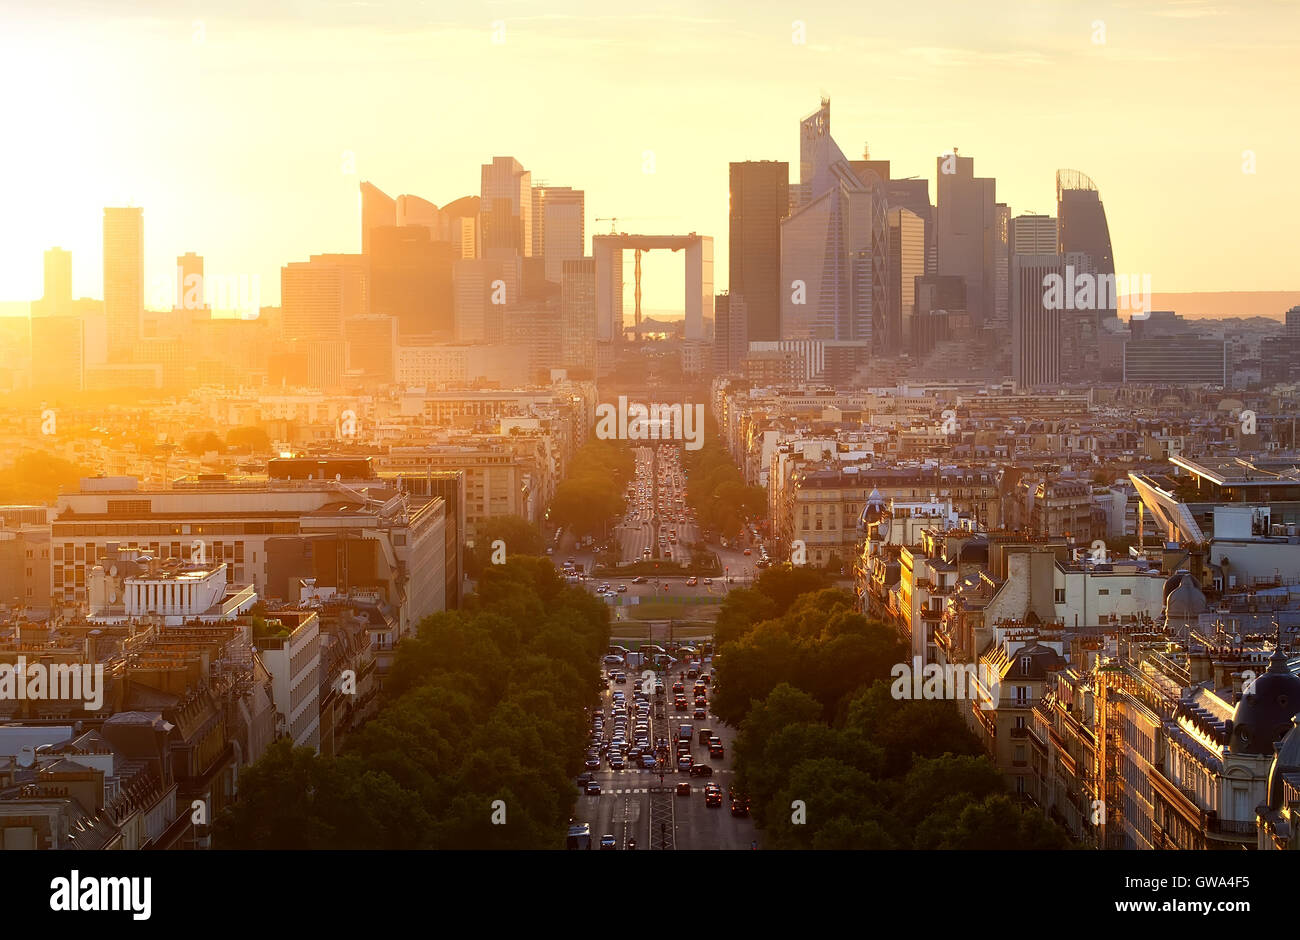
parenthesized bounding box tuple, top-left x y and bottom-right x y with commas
(574, 661, 759, 851)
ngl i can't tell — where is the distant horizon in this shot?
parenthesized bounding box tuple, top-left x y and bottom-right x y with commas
(6, 292, 1300, 322)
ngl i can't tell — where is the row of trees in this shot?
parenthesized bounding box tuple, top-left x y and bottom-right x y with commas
(714, 572, 1074, 849)
(182, 426, 271, 455)
(214, 557, 609, 848)
(682, 420, 766, 538)
(547, 439, 634, 539)
(0, 451, 91, 505)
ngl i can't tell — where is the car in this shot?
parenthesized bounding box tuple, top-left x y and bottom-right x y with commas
(730, 798, 751, 817)
(676, 781, 692, 796)
(631, 575, 648, 584)
(586, 780, 601, 795)
(678, 755, 693, 772)
(703, 578, 713, 585)
(609, 755, 625, 770)
(617, 584, 629, 593)
(697, 727, 712, 745)
(602, 654, 624, 666)
(689, 763, 713, 777)
(705, 789, 723, 807)
(600, 834, 616, 849)
(743, 548, 752, 556)
(642, 755, 658, 771)
(709, 743, 724, 759)
(614, 674, 627, 684)
(701, 673, 711, 686)
(686, 576, 698, 586)
(673, 682, 685, 694)
(694, 696, 707, 707)
(585, 755, 601, 770)
(577, 772, 594, 786)
(693, 708, 707, 720)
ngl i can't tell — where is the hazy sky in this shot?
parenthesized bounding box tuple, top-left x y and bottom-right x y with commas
(2, 0, 1297, 313)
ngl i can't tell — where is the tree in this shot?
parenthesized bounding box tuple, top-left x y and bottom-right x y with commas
(226, 426, 271, 453)
(182, 431, 224, 456)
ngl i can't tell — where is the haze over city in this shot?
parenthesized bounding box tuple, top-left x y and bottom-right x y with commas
(2, 0, 1298, 310)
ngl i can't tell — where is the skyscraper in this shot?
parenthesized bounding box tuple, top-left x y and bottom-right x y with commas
(561, 257, 597, 375)
(729, 161, 788, 343)
(1010, 214, 1059, 255)
(711, 291, 749, 374)
(360, 182, 397, 256)
(935, 153, 997, 330)
(532, 185, 585, 284)
(176, 252, 205, 311)
(887, 207, 925, 353)
(481, 157, 532, 260)
(780, 100, 885, 358)
(281, 259, 345, 340)
(1011, 252, 1063, 389)
(103, 207, 144, 362)
(1056, 170, 1115, 318)
(369, 226, 455, 338)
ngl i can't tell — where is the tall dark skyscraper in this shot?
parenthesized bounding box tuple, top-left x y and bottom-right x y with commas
(729, 161, 788, 343)
(1056, 169, 1115, 318)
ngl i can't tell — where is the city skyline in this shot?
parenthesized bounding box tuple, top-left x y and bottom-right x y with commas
(3, 0, 1298, 311)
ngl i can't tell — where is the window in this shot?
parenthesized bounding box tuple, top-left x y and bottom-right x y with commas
(1020, 656, 1031, 672)
(1055, 588, 1065, 604)
(1098, 588, 1110, 596)
(1120, 588, 1131, 596)
(1014, 686, 1030, 705)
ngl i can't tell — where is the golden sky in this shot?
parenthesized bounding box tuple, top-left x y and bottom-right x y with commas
(1, 0, 1296, 312)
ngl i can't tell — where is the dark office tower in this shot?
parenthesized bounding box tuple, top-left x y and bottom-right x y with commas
(1056, 170, 1114, 319)
(729, 161, 788, 343)
(935, 153, 997, 330)
(43, 248, 72, 311)
(360, 182, 396, 256)
(481, 156, 532, 260)
(912, 274, 966, 357)
(712, 291, 749, 374)
(369, 226, 455, 339)
(103, 207, 144, 362)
